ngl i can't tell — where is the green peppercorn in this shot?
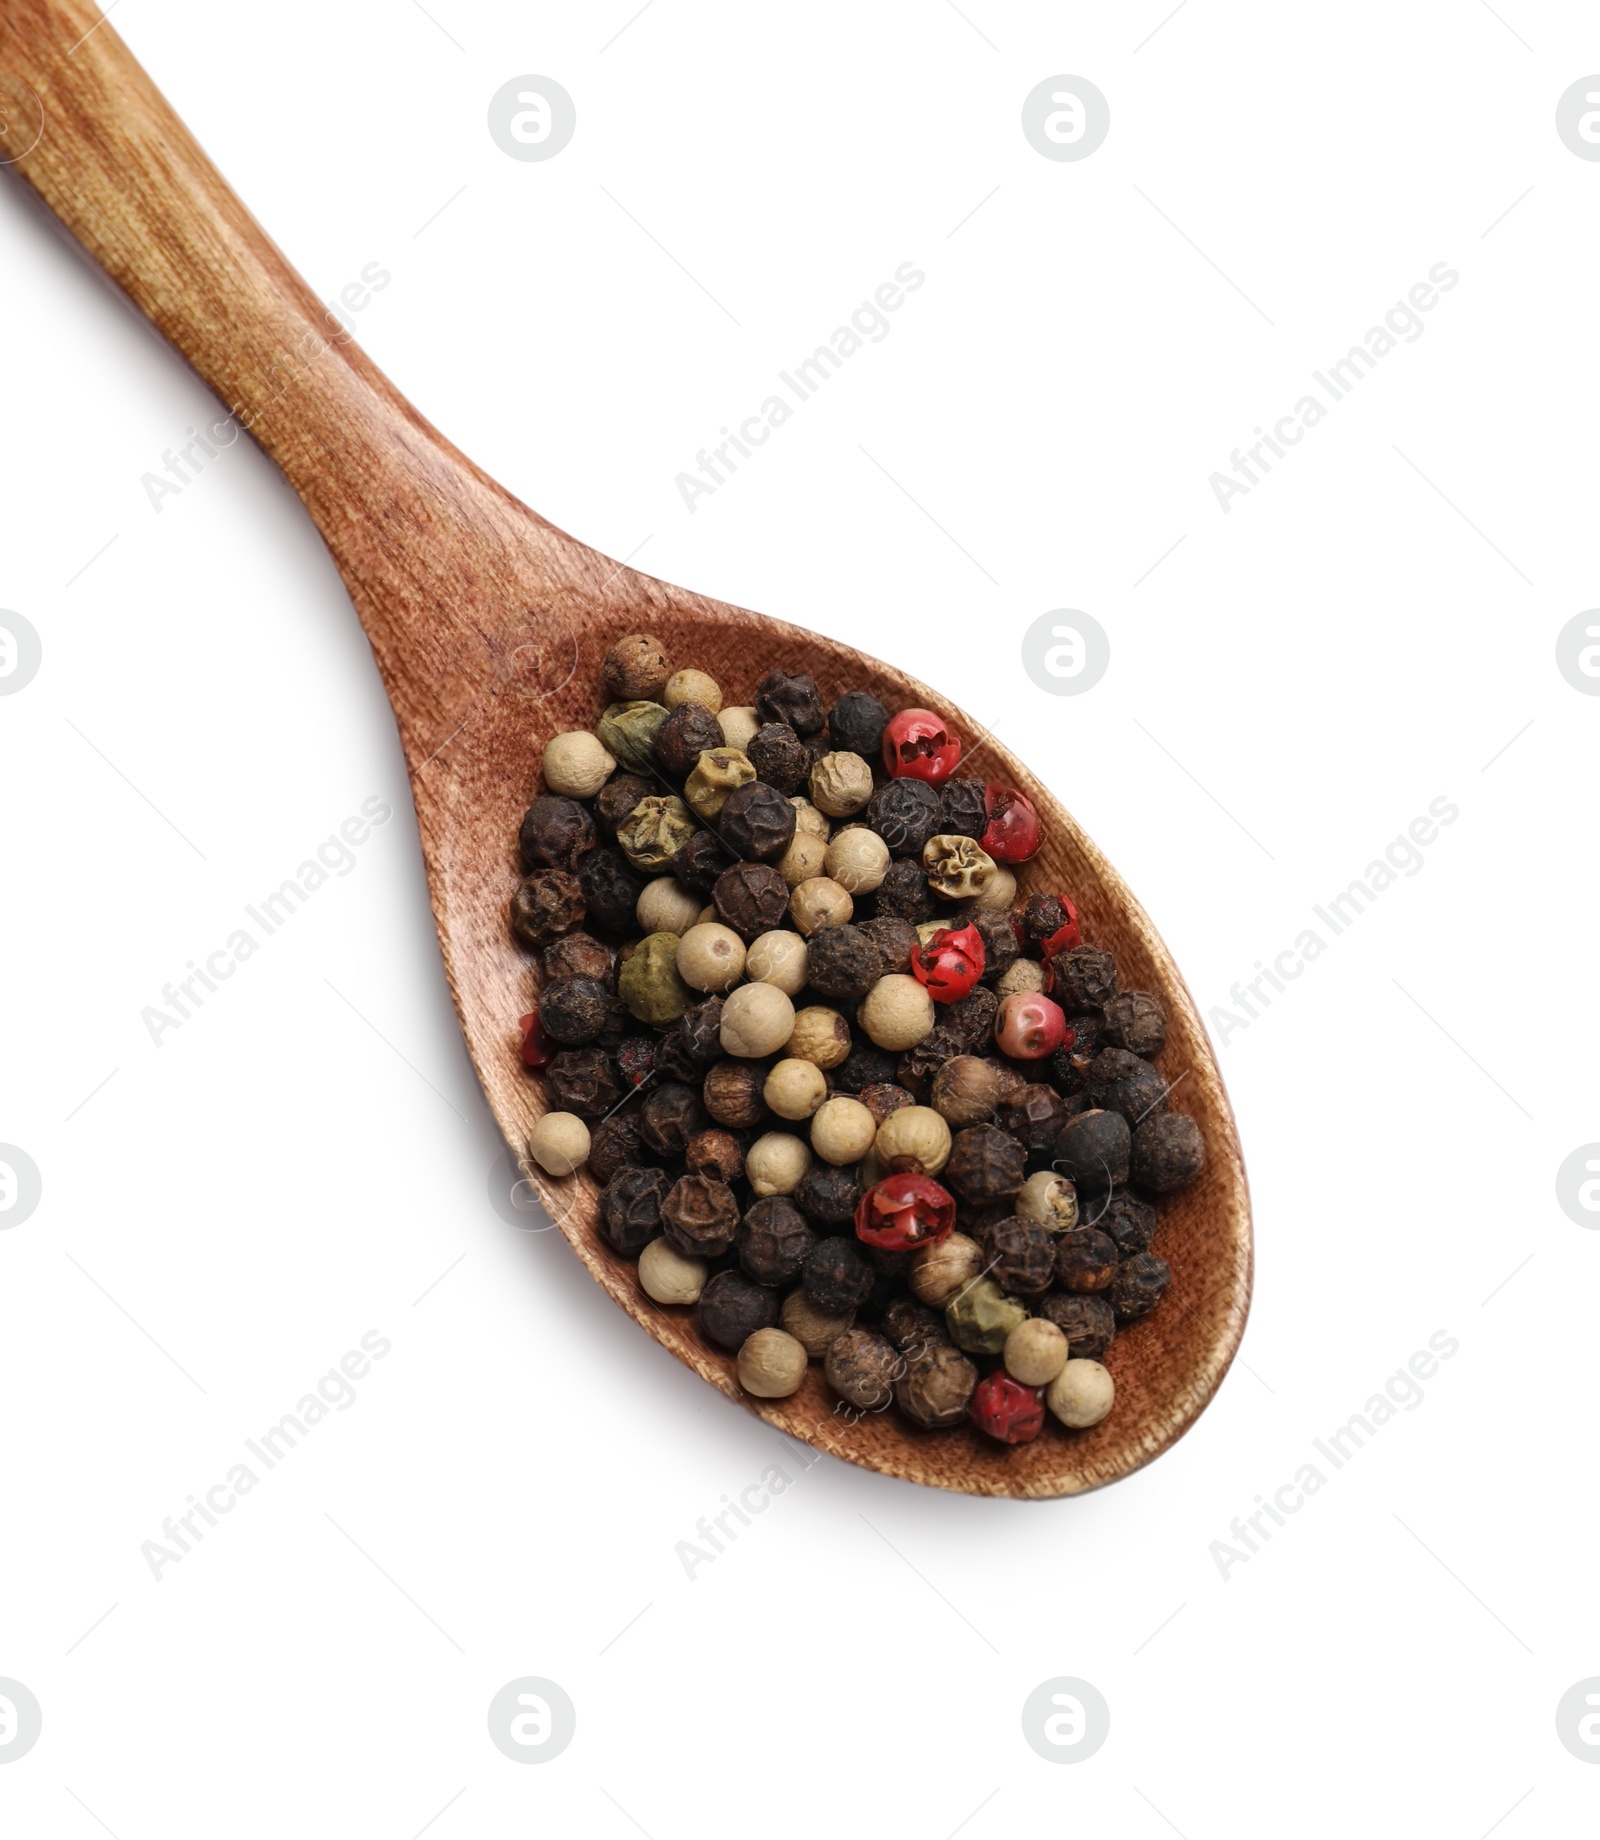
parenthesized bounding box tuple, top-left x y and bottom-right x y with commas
(944, 1274, 1027, 1354)
(617, 795, 696, 872)
(618, 932, 692, 1026)
(596, 700, 670, 772)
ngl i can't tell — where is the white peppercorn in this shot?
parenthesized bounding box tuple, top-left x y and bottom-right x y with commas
(1015, 1170, 1080, 1232)
(787, 1005, 852, 1069)
(719, 705, 761, 751)
(638, 1236, 708, 1305)
(780, 1288, 854, 1357)
(637, 875, 703, 937)
(745, 1131, 812, 1197)
(824, 826, 890, 895)
(996, 957, 1047, 998)
(675, 921, 747, 993)
(764, 1058, 828, 1121)
(527, 1111, 590, 1177)
(1004, 1318, 1068, 1386)
(737, 1327, 809, 1398)
(873, 1104, 952, 1176)
(789, 876, 853, 935)
(789, 797, 830, 840)
(663, 668, 722, 713)
(910, 1231, 982, 1306)
(777, 830, 828, 889)
(719, 982, 795, 1058)
(745, 929, 809, 996)
(960, 864, 1017, 912)
(857, 974, 936, 1051)
(540, 730, 616, 799)
(810, 1096, 876, 1165)
(1046, 1358, 1115, 1428)
(809, 750, 874, 818)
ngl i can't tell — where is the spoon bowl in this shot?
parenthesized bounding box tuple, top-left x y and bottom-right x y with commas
(3, 0, 1251, 1496)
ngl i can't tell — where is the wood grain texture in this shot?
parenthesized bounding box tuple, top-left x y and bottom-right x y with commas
(2, 0, 1252, 1497)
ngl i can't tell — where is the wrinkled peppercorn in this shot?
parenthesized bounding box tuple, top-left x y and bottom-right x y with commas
(653, 996, 726, 1083)
(545, 1047, 623, 1119)
(858, 915, 918, 978)
(860, 1082, 913, 1127)
(589, 1112, 649, 1185)
(942, 985, 999, 1055)
(1111, 1251, 1171, 1321)
(982, 1216, 1056, 1295)
(794, 1161, 864, 1226)
(832, 1040, 899, 1093)
(685, 1127, 743, 1184)
(869, 860, 933, 925)
(945, 1124, 1026, 1203)
(661, 1174, 740, 1259)
(881, 1295, 949, 1354)
(640, 1081, 707, 1159)
(939, 778, 989, 840)
(1038, 1291, 1116, 1360)
(805, 924, 884, 1003)
(737, 1196, 816, 1286)
(697, 1270, 778, 1349)
(970, 907, 1019, 986)
(596, 701, 669, 773)
(1087, 1047, 1169, 1124)
(595, 772, 654, 837)
(825, 1327, 900, 1409)
(1054, 1107, 1131, 1194)
(1022, 893, 1071, 945)
(712, 862, 790, 939)
(746, 722, 810, 795)
(756, 669, 825, 736)
(945, 1275, 1026, 1354)
(896, 1026, 962, 1103)
(541, 931, 614, 984)
(617, 796, 697, 873)
(703, 1059, 768, 1130)
(1055, 1227, 1119, 1292)
(1051, 945, 1118, 1013)
(803, 1234, 875, 1311)
(654, 701, 724, 778)
(578, 848, 644, 941)
(896, 1341, 978, 1428)
(717, 781, 796, 864)
(519, 795, 596, 874)
(615, 1035, 657, 1090)
(867, 778, 942, 859)
(1101, 990, 1168, 1058)
(538, 976, 617, 1048)
(1091, 1190, 1157, 1256)
(828, 690, 889, 760)
(599, 1165, 670, 1256)
(1131, 1112, 1205, 1193)
(1048, 1013, 1105, 1094)
(511, 870, 585, 949)
(995, 1083, 1068, 1159)
(672, 827, 736, 895)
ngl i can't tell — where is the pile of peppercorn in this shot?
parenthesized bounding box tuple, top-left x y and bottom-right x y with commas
(511, 631, 1206, 1448)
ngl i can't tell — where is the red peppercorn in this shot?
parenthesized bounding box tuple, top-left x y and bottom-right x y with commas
(910, 922, 986, 1003)
(980, 784, 1040, 863)
(968, 1372, 1045, 1444)
(517, 1010, 549, 1068)
(1041, 896, 1082, 963)
(995, 990, 1068, 1059)
(854, 1172, 956, 1252)
(883, 708, 961, 785)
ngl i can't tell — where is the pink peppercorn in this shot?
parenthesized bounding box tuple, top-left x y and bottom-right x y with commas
(994, 990, 1067, 1059)
(518, 1010, 549, 1068)
(968, 1371, 1044, 1443)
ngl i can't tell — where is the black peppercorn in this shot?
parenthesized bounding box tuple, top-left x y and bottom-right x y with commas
(1130, 1112, 1205, 1194)
(1055, 1227, 1119, 1292)
(541, 931, 614, 985)
(615, 1035, 657, 1090)
(1052, 945, 1118, 1014)
(1048, 1012, 1105, 1094)
(518, 795, 597, 874)
(866, 778, 942, 859)
(639, 1080, 707, 1160)
(697, 1270, 779, 1350)
(717, 780, 796, 864)
(959, 1199, 1011, 1242)
(943, 985, 999, 1054)
(594, 772, 654, 838)
(896, 1026, 962, 1103)
(756, 669, 825, 736)
(672, 827, 736, 896)
(511, 870, 585, 949)
(746, 722, 810, 795)
(802, 1235, 875, 1312)
(860, 1082, 913, 1127)
(1038, 1291, 1115, 1361)
(685, 1127, 744, 1185)
(870, 859, 934, 924)
(599, 1165, 670, 1256)
(545, 1047, 623, 1120)
(828, 690, 889, 760)
(981, 1216, 1056, 1295)
(589, 1112, 649, 1185)
(1111, 1251, 1171, 1322)
(824, 1327, 900, 1409)
(1091, 1190, 1157, 1256)
(1053, 1107, 1131, 1194)
(578, 847, 644, 941)
(805, 924, 884, 1003)
(895, 1341, 978, 1429)
(1022, 893, 1071, 946)
(737, 1196, 815, 1286)
(971, 907, 1019, 986)
(995, 1082, 1068, 1159)
(857, 914, 918, 977)
(939, 778, 988, 840)
(702, 1059, 769, 1130)
(881, 1294, 949, 1355)
(794, 1161, 864, 1227)
(1086, 1047, 1169, 1125)
(945, 1124, 1026, 1204)
(654, 702, 725, 778)
(832, 1040, 900, 1093)
(538, 975, 616, 1048)
(661, 1174, 740, 1259)
(654, 996, 726, 1083)
(1101, 990, 1169, 1058)
(712, 862, 790, 939)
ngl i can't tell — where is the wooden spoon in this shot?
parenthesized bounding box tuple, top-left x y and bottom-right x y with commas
(2, 0, 1251, 1497)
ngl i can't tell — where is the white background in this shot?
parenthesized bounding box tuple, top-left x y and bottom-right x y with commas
(2, 0, 1596, 1832)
